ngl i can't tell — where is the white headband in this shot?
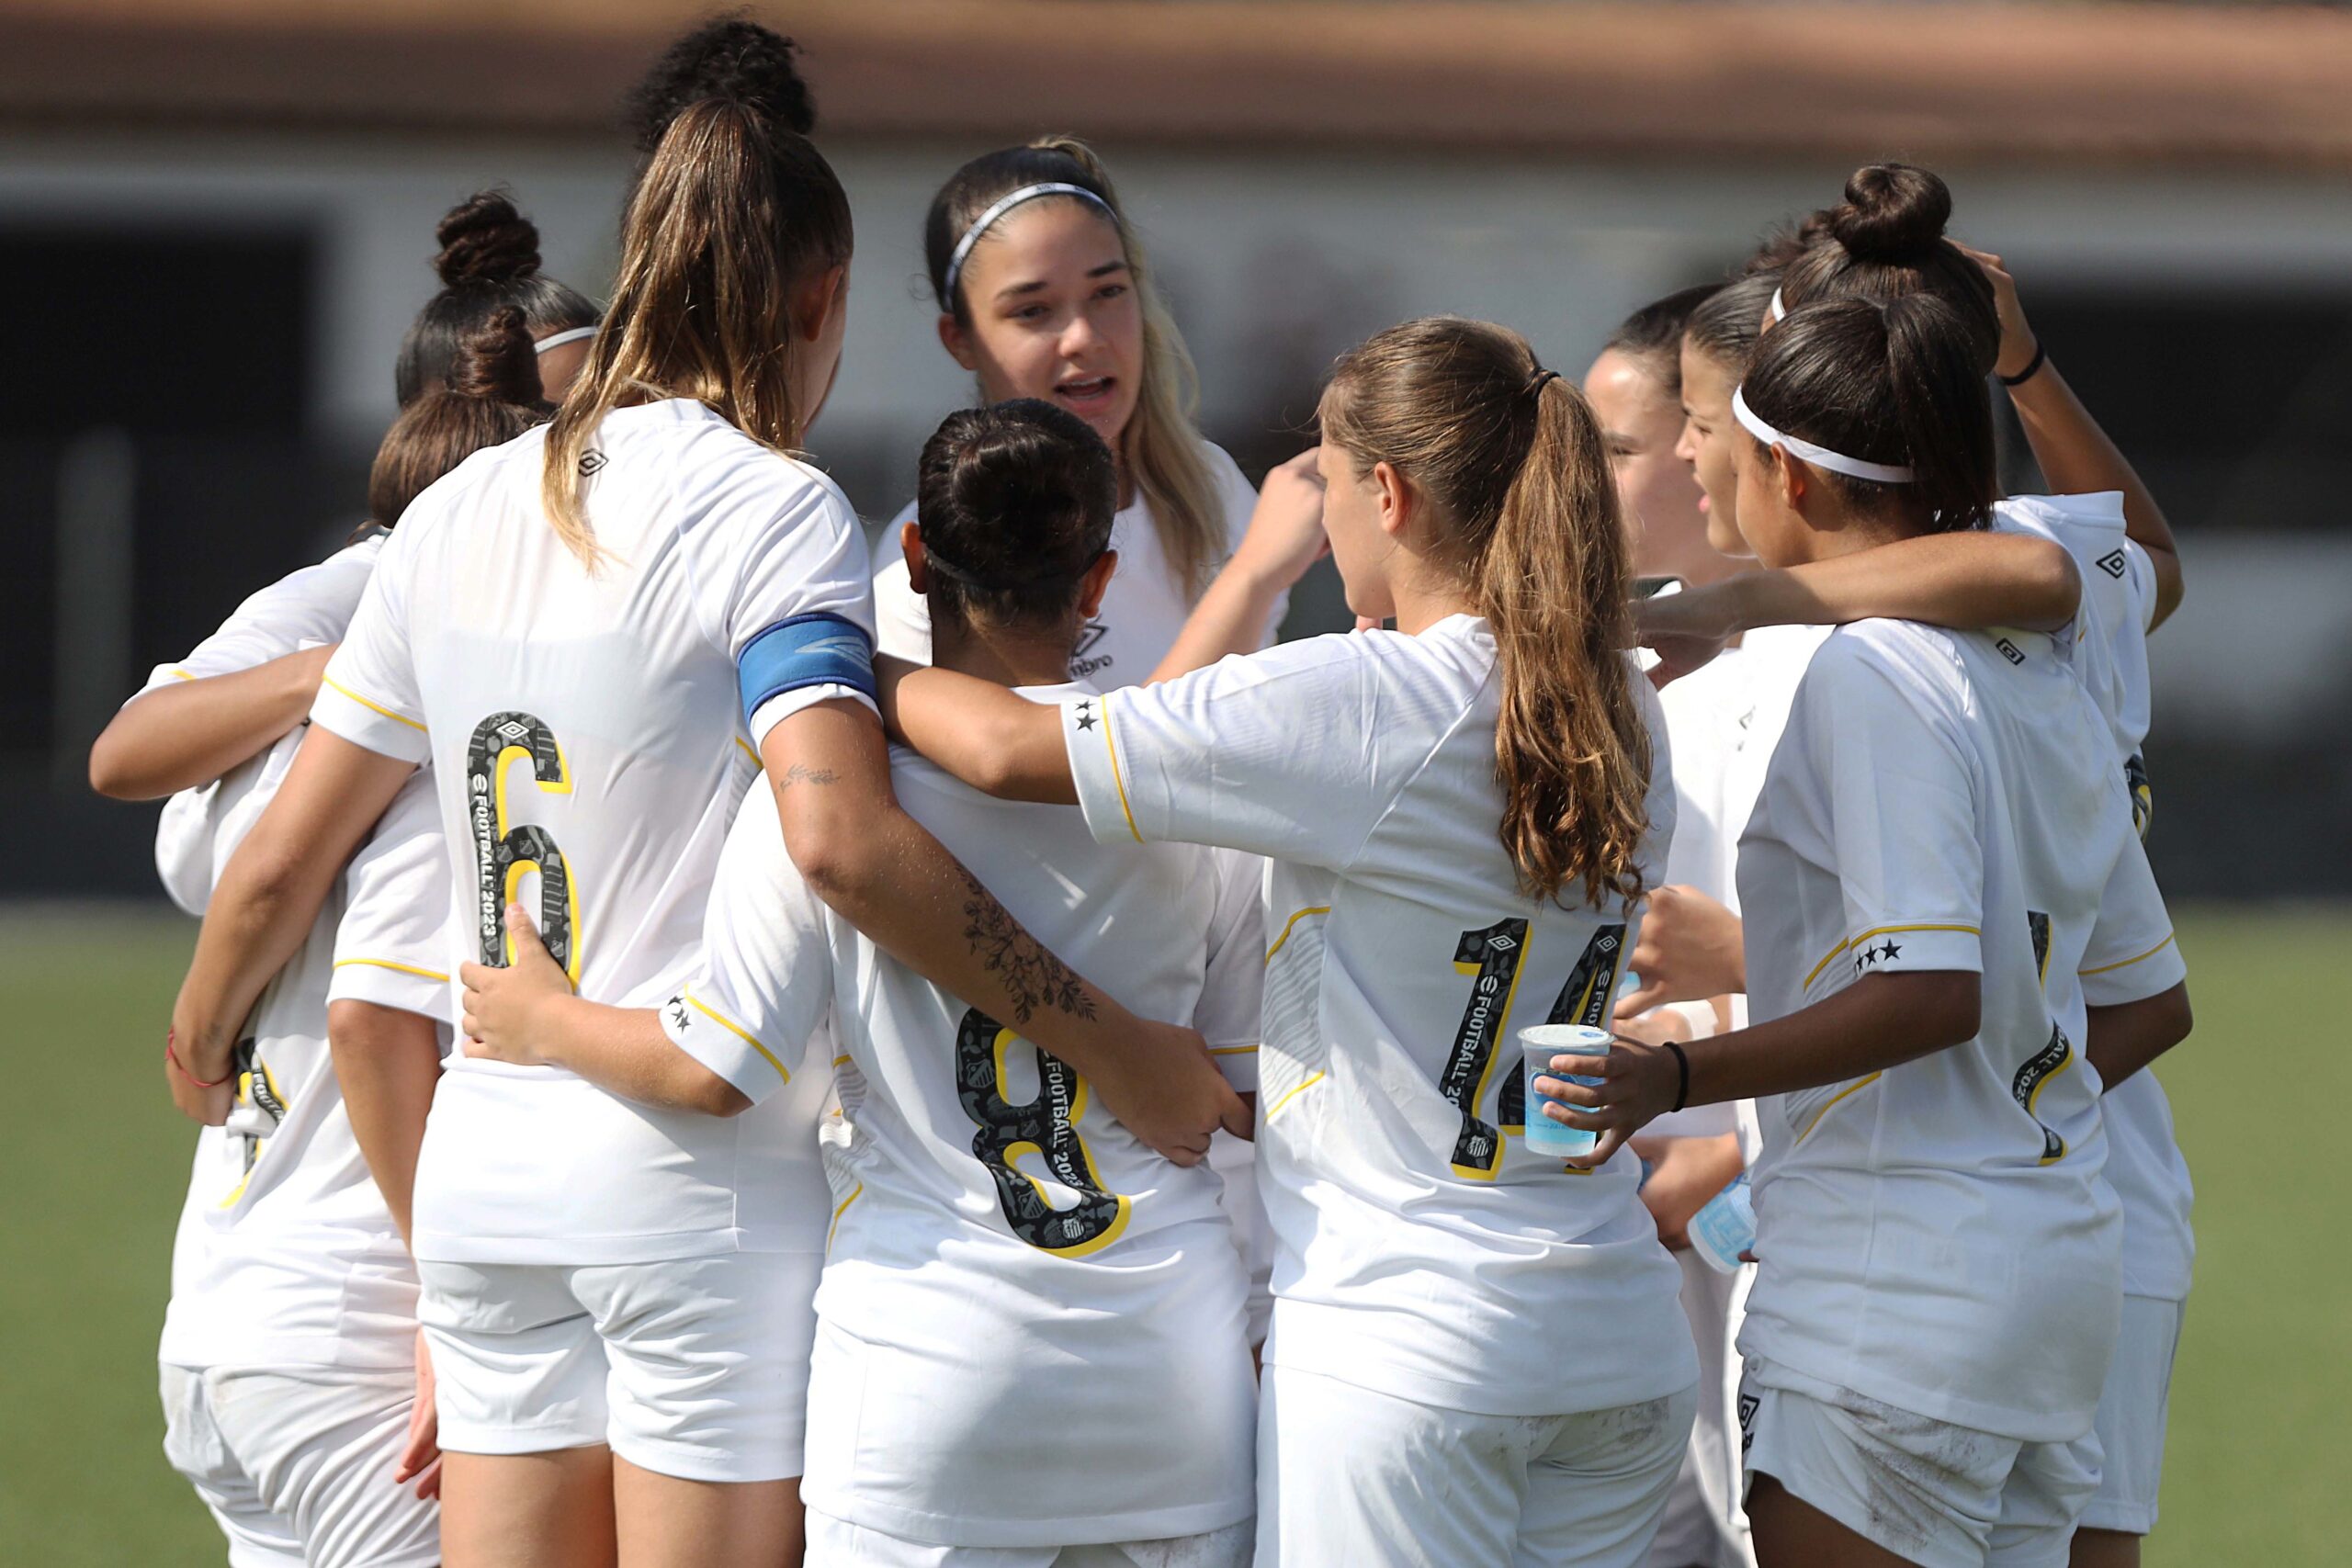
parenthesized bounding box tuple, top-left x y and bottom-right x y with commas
(943, 182, 1117, 298)
(1731, 386, 1915, 484)
(533, 325, 598, 355)
(1767, 287, 1786, 324)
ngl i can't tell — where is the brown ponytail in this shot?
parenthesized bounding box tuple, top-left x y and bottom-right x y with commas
(1319, 318, 1651, 908)
(922, 135, 1225, 599)
(542, 97, 852, 567)
(368, 306, 548, 527)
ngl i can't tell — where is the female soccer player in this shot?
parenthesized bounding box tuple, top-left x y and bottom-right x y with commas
(1652, 167, 2188, 1568)
(464, 399, 1264, 1566)
(165, 100, 1239, 1568)
(97, 306, 558, 1568)
(888, 316, 1700, 1568)
(871, 137, 1277, 684)
(876, 134, 1294, 1338)
(1556, 295, 2193, 1568)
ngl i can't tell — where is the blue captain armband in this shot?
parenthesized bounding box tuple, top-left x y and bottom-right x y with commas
(738, 614, 877, 728)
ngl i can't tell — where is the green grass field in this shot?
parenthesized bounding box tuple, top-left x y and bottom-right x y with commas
(1, 903, 2340, 1564)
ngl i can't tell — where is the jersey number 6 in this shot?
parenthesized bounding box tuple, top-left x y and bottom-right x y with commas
(466, 711, 579, 978)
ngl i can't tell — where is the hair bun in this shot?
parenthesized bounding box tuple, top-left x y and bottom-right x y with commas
(446, 305, 542, 406)
(434, 191, 543, 288)
(1827, 163, 1952, 264)
(625, 17, 816, 152)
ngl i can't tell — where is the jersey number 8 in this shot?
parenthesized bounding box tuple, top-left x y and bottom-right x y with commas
(955, 1007, 1131, 1256)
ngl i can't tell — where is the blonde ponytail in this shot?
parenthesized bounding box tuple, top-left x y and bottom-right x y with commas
(1321, 318, 1651, 908)
(542, 98, 852, 567)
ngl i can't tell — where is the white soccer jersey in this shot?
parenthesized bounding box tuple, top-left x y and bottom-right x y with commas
(310, 399, 875, 1266)
(663, 686, 1261, 1548)
(1993, 492, 2190, 1304)
(1063, 617, 1695, 1419)
(148, 541, 452, 1371)
(870, 439, 1277, 684)
(1736, 618, 2187, 1441)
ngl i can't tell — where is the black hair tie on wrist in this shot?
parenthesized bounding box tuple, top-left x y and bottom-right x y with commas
(1662, 1040, 1690, 1114)
(1998, 341, 2047, 388)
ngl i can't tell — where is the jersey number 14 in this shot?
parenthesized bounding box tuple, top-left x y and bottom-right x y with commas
(1438, 920, 1626, 1179)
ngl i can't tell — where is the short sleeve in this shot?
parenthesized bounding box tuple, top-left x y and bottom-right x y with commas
(869, 511, 935, 665)
(657, 788, 835, 1103)
(2079, 832, 2186, 1007)
(1801, 638, 1986, 986)
(2120, 538, 2160, 635)
(684, 460, 880, 742)
(328, 770, 458, 1024)
(136, 537, 378, 699)
(311, 527, 431, 764)
(1193, 848, 1267, 1092)
(1064, 634, 1397, 868)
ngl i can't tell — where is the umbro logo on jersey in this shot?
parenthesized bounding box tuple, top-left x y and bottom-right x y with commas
(1737, 1390, 1760, 1454)
(496, 719, 530, 743)
(579, 450, 608, 477)
(2097, 548, 2128, 580)
(1996, 637, 2025, 666)
(1072, 622, 1109, 657)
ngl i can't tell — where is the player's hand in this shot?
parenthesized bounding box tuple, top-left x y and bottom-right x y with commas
(1536, 1037, 1681, 1168)
(458, 904, 567, 1067)
(164, 1015, 235, 1125)
(1095, 1020, 1250, 1167)
(394, 1327, 442, 1500)
(1634, 589, 1736, 686)
(1617, 886, 1745, 1018)
(1230, 450, 1329, 589)
(1629, 1133, 1746, 1250)
(1954, 243, 2040, 383)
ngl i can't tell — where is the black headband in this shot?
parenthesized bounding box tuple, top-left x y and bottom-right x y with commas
(921, 543, 1107, 594)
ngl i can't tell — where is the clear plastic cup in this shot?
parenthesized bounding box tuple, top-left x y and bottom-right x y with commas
(1687, 1172, 1755, 1273)
(1520, 1024, 1612, 1157)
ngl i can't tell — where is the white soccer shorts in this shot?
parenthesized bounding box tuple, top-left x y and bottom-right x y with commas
(160, 1360, 439, 1568)
(1256, 1363, 1697, 1567)
(417, 1248, 820, 1484)
(803, 1511, 1254, 1567)
(1738, 1360, 2099, 1568)
(2078, 1294, 2184, 1536)
(1647, 1248, 1756, 1568)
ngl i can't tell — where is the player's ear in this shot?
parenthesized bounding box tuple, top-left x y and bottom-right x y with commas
(1774, 446, 1807, 514)
(1372, 459, 1413, 540)
(1075, 549, 1119, 619)
(900, 522, 931, 594)
(938, 311, 979, 373)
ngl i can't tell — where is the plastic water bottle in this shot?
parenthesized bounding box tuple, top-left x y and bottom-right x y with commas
(1687, 1172, 1755, 1274)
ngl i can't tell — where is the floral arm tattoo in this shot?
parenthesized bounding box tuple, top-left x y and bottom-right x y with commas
(957, 867, 1096, 1026)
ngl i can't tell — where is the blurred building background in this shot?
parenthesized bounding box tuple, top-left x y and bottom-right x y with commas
(2, 0, 2347, 898)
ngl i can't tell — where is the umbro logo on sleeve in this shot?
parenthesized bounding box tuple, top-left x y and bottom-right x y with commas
(1996, 637, 2026, 666)
(2096, 548, 2128, 580)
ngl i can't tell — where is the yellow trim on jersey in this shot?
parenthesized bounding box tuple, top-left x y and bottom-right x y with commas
(826, 1183, 863, 1252)
(1097, 693, 1144, 843)
(735, 736, 760, 766)
(2081, 932, 2177, 977)
(1804, 924, 1982, 990)
(321, 675, 426, 733)
(1266, 1071, 1326, 1122)
(1264, 906, 1331, 964)
(170, 667, 196, 682)
(1209, 1043, 1259, 1056)
(682, 991, 787, 1080)
(333, 957, 451, 983)
(831, 1053, 853, 1069)
(1795, 1071, 1883, 1144)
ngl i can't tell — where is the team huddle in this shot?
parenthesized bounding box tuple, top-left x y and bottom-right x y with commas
(95, 18, 2198, 1568)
